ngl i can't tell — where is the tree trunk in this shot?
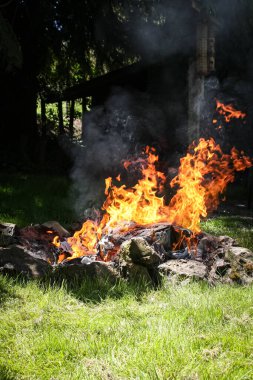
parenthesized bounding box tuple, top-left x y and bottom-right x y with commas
(0, 0, 41, 165)
(69, 100, 75, 138)
(0, 74, 38, 164)
(41, 98, 46, 137)
(66, 101, 70, 119)
(82, 97, 87, 139)
(58, 101, 64, 135)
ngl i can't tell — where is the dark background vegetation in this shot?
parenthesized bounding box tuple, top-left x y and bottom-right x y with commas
(0, 0, 253, 167)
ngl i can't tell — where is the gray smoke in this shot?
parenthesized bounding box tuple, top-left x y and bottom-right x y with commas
(70, 88, 173, 215)
(127, 3, 195, 63)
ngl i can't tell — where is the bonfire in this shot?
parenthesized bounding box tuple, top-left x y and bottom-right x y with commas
(1, 101, 253, 285)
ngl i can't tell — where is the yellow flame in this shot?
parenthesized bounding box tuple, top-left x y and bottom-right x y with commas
(53, 141, 252, 259)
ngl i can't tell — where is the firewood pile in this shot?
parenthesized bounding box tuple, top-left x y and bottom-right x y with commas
(1, 221, 253, 285)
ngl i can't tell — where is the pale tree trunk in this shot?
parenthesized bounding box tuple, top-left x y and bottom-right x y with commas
(69, 100, 75, 138)
(41, 98, 46, 137)
(81, 97, 87, 139)
(58, 101, 64, 135)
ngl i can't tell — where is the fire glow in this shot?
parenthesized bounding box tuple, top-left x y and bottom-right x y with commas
(53, 139, 252, 261)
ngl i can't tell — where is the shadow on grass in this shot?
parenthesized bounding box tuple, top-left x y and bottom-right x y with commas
(217, 215, 253, 228)
(0, 365, 18, 380)
(0, 174, 75, 227)
(47, 275, 154, 304)
(0, 275, 20, 306)
(0, 271, 153, 306)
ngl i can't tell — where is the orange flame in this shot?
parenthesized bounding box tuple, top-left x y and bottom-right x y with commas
(53, 141, 252, 259)
(231, 147, 252, 171)
(58, 253, 67, 263)
(215, 99, 246, 123)
(66, 220, 99, 259)
(168, 138, 251, 232)
(102, 146, 168, 229)
(53, 236, 60, 247)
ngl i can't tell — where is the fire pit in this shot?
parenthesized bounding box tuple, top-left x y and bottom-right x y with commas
(1, 138, 253, 285)
(1, 220, 253, 285)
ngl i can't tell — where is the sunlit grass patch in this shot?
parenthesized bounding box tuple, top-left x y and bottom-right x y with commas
(202, 216, 253, 250)
(0, 276, 252, 380)
(0, 176, 253, 379)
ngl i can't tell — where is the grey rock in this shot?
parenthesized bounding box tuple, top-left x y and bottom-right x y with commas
(226, 246, 253, 260)
(208, 246, 253, 285)
(0, 245, 52, 278)
(170, 248, 190, 260)
(80, 256, 96, 265)
(119, 240, 132, 259)
(0, 234, 16, 247)
(119, 261, 152, 283)
(214, 248, 226, 259)
(54, 261, 118, 283)
(0, 222, 17, 237)
(119, 237, 161, 267)
(217, 236, 237, 247)
(159, 259, 207, 280)
(0, 223, 17, 246)
(154, 229, 171, 248)
(215, 259, 231, 276)
(198, 236, 219, 252)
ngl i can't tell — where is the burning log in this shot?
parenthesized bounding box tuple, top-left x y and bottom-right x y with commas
(16, 223, 70, 264)
(98, 223, 191, 259)
(42, 221, 70, 238)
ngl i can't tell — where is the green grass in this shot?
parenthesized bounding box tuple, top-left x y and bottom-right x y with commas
(0, 276, 252, 380)
(0, 174, 75, 227)
(0, 175, 253, 379)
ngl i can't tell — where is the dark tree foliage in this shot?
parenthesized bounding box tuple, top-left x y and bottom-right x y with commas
(0, 0, 253, 168)
(0, 0, 58, 164)
(0, 0, 190, 160)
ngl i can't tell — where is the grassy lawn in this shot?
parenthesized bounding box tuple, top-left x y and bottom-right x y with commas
(0, 175, 253, 379)
(0, 276, 252, 380)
